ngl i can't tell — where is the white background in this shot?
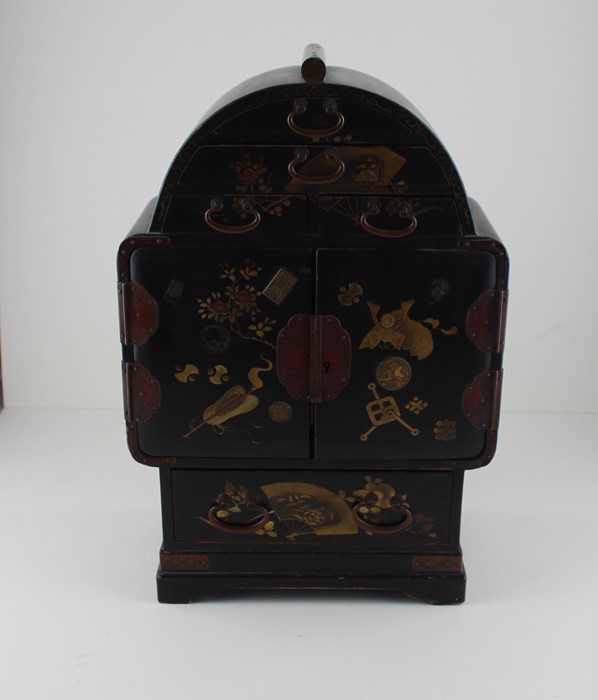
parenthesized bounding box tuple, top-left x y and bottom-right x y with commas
(0, 1, 597, 699)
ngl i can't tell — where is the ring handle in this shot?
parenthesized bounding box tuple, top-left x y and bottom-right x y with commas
(287, 98, 345, 138)
(288, 146, 345, 184)
(204, 197, 261, 234)
(208, 492, 270, 534)
(352, 496, 414, 535)
(360, 199, 418, 238)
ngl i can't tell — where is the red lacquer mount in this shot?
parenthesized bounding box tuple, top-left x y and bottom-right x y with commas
(277, 314, 351, 403)
(122, 362, 161, 423)
(462, 370, 503, 431)
(466, 289, 508, 353)
(118, 282, 159, 346)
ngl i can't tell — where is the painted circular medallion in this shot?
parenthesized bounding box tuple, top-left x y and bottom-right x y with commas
(375, 356, 412, 391)
(268, 401, 293, 423)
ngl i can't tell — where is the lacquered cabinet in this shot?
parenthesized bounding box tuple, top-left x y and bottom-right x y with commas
(118, 46, 508, 603)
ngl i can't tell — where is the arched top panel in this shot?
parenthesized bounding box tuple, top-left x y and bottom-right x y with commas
(152, 64, 472, 234)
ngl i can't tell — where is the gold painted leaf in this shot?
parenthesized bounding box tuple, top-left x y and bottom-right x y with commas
(230, 506, 242, 513)
(216, 510, 230, 519)
(267, 531, 278, 538)
(358, 506, 369, 514)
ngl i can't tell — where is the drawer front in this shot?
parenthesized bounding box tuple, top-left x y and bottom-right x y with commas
(318, 195, 463, 239)
(168, 468, 455, 549)
(209, 97, 414, 144)
(177, 145, 451, 195)
(162, 194, 307, 234)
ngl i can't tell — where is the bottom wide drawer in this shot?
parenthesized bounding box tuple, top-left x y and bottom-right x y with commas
(165, 468, 459, 549)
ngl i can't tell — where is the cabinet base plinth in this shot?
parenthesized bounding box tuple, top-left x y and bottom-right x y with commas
(156, 569, 466, 605)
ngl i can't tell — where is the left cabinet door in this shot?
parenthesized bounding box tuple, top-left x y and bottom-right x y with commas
(127, 245, 313, 460)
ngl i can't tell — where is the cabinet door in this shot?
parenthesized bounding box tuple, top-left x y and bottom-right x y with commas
(314, 248, 497, 461)
(129, 246, 312, 459)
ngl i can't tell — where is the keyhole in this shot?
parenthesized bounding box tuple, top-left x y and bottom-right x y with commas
(323, 361, 331, 373)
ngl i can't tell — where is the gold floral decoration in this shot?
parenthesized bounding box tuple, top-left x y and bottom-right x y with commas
(197, 259, 277, 348)
(349, 475, 410, 515)
(201, 478, 438, 541)
(198, 292, 234, 323)
(248, 318, 275, 338)
(255, 521, 278, 538)
(229, 152, 268, 191)
(340, 475, 436, 539)
(228, 151, 290, 217)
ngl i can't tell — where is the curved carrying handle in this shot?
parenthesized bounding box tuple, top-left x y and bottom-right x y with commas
(288, 146, 345, 184)
(208, 492, 270, 534)
(360, 199, 418, 238)
(287, 98, 345, 138)
(352, 497, 414, 535)
(204, 197, 261, 234)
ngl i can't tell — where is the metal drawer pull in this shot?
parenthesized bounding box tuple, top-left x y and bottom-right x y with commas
(352, 498, 414, 535)
(204, 197, 261, 233)
(288, 146, 345, 184)
(287, 98, 345, 138)
(208, 492, 270, 534)
(360, 199, 418, 238)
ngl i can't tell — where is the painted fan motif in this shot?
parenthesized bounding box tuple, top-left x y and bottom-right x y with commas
(261, 482, 358, 538)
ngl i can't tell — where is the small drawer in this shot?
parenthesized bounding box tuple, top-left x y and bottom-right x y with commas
(162, 194, 307, 234)
(177, 145, 452, 195)
(178, 145, 347, 192)
(286, 145, 450, 195)
(318, 195, 463, 239)
(210, 97, 414, 144)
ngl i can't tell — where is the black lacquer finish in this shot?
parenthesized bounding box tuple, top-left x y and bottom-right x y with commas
(118, 47, 508, 604)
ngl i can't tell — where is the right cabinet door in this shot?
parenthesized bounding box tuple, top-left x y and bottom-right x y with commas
(314, 247, 497, 461)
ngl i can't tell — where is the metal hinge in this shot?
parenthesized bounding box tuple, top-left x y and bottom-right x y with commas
(118, 282, 159, 346)
(466, 289, 508, 353)
(122, 362, 161, 423)
(462, 370, 503, 431)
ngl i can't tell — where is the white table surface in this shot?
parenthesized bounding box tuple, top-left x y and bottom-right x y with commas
(1, 408, 596, 699)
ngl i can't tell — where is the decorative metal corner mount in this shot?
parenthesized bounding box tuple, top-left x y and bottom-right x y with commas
(466, 289, 508, 353)
(118, 282, 159, 346)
